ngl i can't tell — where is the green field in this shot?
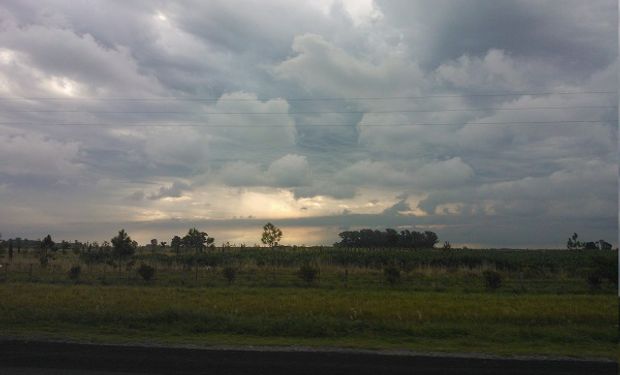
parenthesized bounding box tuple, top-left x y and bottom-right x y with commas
(0, 284, 616, 358)
(2, 248, 617, 294)
(0, 248, 617, 359)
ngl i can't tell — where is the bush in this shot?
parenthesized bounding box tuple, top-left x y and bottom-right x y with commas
(590, 256, 618, 286)
(587, 272, 602, 290)
(39, 255, 49, 267)
(68, 265, 81, 281)
(222, 266, 237, 284)
(298, 264, 319, 285)
(383, 265, 401, 285)
(126, 259, 136, 271)
(482, 270, 502, 291)
(137, 263, 155, 282)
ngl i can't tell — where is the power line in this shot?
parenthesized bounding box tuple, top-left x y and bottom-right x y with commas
(0, 90, 615, 102)
(2, 105, 616, 115)
(0, 120, 612, 127)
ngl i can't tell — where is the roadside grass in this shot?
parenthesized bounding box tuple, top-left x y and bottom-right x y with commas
(0, 283, 616, 359)
(2, 249, 616, 295)
(1, 262, 614, 294)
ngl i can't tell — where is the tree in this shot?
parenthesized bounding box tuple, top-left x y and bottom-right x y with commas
(422, 231, 439, 248)
(182, 228, 214, 254)
(60, 240, 70, 252)
(171, 235, 182, 256)
(40, 234, 55, 266)
(150, 238, 158, 253)
(111, 229, 137, 273)
(567, 232, 583, 249)
(334, 228, 439, 249)
(8, 239, 13, 262)
(261, 222, 283, 248)
(42, 234, 55, 251)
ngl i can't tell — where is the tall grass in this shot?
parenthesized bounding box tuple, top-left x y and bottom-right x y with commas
(0, 284, 616, 357)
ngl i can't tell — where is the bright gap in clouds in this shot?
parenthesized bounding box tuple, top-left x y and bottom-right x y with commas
(313, 0, 382, 25)
(155, 11, 167, 21)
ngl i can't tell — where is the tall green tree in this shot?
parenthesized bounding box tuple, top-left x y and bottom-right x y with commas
(150, 238, 158, 253)
(8, 239, 13, 262)
(182, 228, 214, 254)
(40, 234, 55, 266)
(171, 235, 182, 253)
(567, 233, 583, 249)
(111, 229, 137, 273)
(261, 222, 283, 248)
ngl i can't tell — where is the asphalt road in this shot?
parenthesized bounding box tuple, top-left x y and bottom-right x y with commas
(0, 340, 616, 375)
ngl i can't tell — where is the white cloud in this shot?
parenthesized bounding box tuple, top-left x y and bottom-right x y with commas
(274, 33, 424, 98)
(434, 49, 553, 91)
(0, 0, 615, 247)
(0, 132, 82, 176)
(148, 181, 191, 200)
(412, 157, 474, 189)
(267, 154, 311, 187)
(219, 161, 264, 187)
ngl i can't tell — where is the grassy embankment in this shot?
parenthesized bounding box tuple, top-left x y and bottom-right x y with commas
(0, 283, 617, 359)
(2, 248, 617, 294)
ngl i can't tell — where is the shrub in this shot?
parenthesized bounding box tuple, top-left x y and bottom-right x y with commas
(383, 265, 401, 285)
(482, 270, 502, 291)
(39, 255, 49, 267)
(68, 265, 81, 281)
(587, 272, 602, 290)
(298, 264, 319, 285)
(137, 263, 155, 282)
(126, 259, 136, 271)
(222, 266, 237, 284)
(591, 256, 618, 286)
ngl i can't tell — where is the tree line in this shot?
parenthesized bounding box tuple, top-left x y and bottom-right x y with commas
(334, 229, 439, 249)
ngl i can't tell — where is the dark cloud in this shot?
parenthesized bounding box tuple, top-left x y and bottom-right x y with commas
(0, 0, 616, 247)
(377, 0, 617, 74)
(382, 198, 410, 215)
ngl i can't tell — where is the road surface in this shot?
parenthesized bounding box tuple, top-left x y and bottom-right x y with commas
(0, 340, 616, 374)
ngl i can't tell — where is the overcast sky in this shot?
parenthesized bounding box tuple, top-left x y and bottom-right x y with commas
(0, 0, 617, 247)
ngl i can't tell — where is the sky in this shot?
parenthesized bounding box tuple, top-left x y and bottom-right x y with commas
(0, 0, 617, 247)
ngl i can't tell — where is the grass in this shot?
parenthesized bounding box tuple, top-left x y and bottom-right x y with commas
(0, 283, 617, 359)
(1, 261, 616, 294)
(1, 249, 616, 359)
(3, 248, 616, 295)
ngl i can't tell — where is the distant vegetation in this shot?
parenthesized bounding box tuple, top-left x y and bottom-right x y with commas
(0, 227, 616, 359)
(334, 229, 438, 248)
(0, 228, 616, 293)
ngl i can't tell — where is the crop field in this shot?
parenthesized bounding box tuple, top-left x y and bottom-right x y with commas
(0, 247, 617, 359)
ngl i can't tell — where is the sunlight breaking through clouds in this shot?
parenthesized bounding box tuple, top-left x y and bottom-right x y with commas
(0, 0, 616, 247)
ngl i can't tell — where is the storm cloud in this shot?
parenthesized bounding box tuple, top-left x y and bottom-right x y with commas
(0, 0, 616, 247)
